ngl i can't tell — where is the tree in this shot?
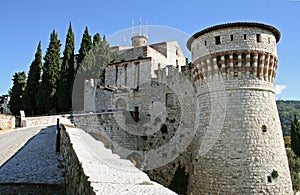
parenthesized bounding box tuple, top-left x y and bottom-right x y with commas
(57, 23, 75, 113)
(9, 72, 26, 115)
(22, 42, 42, 116)
(93, 33, 101, 46)
(72, 27, 93, 111)
(73, 31, 117, 111)
(76, 26, 92, 73)
(291, 114, 300, 157)
(36, 30, 61, 114)
(286, 149, 300, 191)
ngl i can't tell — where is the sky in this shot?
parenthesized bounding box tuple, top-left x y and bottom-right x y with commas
(0, 0, 299, 100)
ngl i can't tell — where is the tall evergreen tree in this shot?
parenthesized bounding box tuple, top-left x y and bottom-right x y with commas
(93, 33, 101, 46)
(22, 42, 42, 116)
(9, 72, 26, 115)
(73, 27, 93, 111)
(36, 30, 61, 114)
(291, 114, 300, 157)
(57, 23, 75, 113)
(76, 26, 92, 73)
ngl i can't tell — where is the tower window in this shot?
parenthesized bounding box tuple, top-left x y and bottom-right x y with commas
(166, 93, 174, 106)
(256, 34, 261, 43)
(215, 36, 221, 45)
(204, 40, 207, 46)
(268, 37, 271, 44)
(267, 175, 272, 183)
(262, 125, 267, 132)
(230, 35, 233, 41)
(244, 34, 247, 40)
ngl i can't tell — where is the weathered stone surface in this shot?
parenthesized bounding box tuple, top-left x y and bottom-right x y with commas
(80, 22, 293, 194)
(60, 124, 176, 195)
(0, 114, 15, 130)
(188, 22, 293, 195)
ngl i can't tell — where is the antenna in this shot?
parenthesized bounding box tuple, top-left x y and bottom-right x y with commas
(132, 19, 134, 36)
(145, 20, 148, 37)
(139, 17, 142, 35)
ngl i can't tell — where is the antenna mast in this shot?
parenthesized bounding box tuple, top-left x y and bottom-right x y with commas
(132, 19, 134, 36)
(139, 17, 142, 35)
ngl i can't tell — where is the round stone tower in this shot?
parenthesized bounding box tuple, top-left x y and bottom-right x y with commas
(131, 35, 148, 47)
(187, 22, 293, 194)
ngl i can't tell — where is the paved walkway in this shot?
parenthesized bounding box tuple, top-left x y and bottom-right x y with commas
(0, 126, 42, 166)
(0, 126, 64, 185)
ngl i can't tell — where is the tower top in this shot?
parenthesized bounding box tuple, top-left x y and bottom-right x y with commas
(187, 22, 281, 50)
(131, 18, 148, 47)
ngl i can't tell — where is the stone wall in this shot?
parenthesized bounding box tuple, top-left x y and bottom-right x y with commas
(24, 115, 69, 127)
(191, 26, 278, 59)
(74, 66, 196, 193)
(59, 123, 176, 194)
(0, 114, 15, 130)
(60, 125, 96, 195)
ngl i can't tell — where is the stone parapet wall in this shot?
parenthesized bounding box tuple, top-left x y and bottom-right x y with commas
(60, 125, 96, 195)
(191, 26, 278, 59)
(0, 114, 15, 130)
(60, 123, 176, 194)
(24, 115, 70, 127)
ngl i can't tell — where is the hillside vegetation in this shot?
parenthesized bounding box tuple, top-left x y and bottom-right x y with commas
(277, 100, 300, 136)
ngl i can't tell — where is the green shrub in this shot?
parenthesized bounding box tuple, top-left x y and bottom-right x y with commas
(271, 169, 279, 179)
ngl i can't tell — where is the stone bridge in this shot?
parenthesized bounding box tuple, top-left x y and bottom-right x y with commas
(0, 115, 175, 194)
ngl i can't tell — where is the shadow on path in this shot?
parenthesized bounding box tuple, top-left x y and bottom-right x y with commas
(0, 126, 65, 194)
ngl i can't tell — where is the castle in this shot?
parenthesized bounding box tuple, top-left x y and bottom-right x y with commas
(80, 22, 293, 194)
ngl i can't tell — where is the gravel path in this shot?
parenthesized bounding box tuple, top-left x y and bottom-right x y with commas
(0, 126, 64, 185)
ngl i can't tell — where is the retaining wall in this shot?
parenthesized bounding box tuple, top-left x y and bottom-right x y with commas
(0, 114, 15, 130)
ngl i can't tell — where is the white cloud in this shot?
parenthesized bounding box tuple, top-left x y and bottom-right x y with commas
(275, 85, 287, 95)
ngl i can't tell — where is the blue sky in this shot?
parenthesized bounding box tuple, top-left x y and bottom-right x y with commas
(0, 0, 299, 99)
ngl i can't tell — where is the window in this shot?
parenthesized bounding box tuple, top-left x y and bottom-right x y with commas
(230, 35, 233, 41)
(244, 34, 247, 40)
(166, 93, 174, 106)
(268, 37, 271, 44)
(204, 40, 207, 46)
(256, 34, 261, 43)
(176, 49, 178, 56)
(262, 125, 267, 132)
(215, 36, 221, 45)
(267, 175, 272, 183)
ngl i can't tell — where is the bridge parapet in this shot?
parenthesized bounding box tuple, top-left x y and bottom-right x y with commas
(60, 123, 176, 194)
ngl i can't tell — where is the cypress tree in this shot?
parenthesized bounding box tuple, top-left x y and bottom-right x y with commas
(36, 30, 61, 114)
(57, 23, 75, 113)
(93, 33, 101, 46)
(73, 27, 93, 111)
(291, 114, 300, 157)
(22, 42, 42, 116)
(9, 72, 26, 116)
(76, 26, 92, 73)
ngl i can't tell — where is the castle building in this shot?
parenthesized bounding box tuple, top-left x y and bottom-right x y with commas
(81, 22, 293, 194)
